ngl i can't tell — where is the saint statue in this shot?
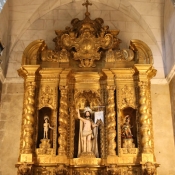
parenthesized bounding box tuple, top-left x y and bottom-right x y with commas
(43, 116, 53, 139)
(121, 115, 133, 138)
(76, 107, 99, 157)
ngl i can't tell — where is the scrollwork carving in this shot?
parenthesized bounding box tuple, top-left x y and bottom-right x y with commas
(105, 49, 134, 62)
(40, 85, 54, 108)
(121, 85, 134, 107)
(41, 44, 69, 63)
(142, 162, 156, 175)
(17, 163, 33, 175)
(107, 165, 121, 175)
(74, 90, 101, 109)
(54, 165, 69, 175)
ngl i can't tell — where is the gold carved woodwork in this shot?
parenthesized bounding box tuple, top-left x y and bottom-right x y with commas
(107, 165, 121, 175)
(130, 40, 153, 64)
(40, 85, 54, 108)
(22, 40, 45, 65)
(121, 85, 134, 108)
(69, 105, 76, 158)
(142, 162, 159, 175)
(58, 86, 68, 156)
(36, 139, 53, 155)
(17, 163, 33, 175)
(54, 165, 69, 175)
(18, 65, 40, 155)
(105, 49, 134, 62)
(135, 65, 156, 155)
(106, 86, 116, 156)
(138, 81, 152, 154)
(16, 1, 159, 174)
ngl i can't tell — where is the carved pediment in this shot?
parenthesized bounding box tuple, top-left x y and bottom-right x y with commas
(52, 1, 122, 67)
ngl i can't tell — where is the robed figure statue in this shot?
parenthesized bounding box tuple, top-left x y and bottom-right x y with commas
(76, 107, 99, 158)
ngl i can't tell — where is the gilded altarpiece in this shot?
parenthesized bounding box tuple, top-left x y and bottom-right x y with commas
(16, 1, 159, 175)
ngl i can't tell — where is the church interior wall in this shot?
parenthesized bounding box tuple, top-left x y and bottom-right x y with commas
(0, 82, 23, 175)
(151, 83, 175, 175)
(164, 0, 175, 75)
(0, 1, 9, 74)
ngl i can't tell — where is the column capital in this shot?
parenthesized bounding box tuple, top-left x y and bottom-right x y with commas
(18, 65, 40, 80)
(134, 64, 157, 80)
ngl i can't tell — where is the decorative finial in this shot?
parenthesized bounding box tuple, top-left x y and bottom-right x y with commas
(82, 0, 92, 17)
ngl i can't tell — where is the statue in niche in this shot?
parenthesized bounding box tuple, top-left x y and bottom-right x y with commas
(121, 115, 133, 138)
(76, 107, 99, 157)
(43, 116, 53, 139)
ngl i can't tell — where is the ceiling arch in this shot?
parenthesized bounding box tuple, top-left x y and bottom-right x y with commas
(9, 0, 158, 54)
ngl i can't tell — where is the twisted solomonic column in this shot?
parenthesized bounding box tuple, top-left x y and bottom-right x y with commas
(138, 81, 152, 153)
(58, 86, 68, 156)
(17, 65, 40, 161)
(106, 86, 116, 156)
(22, 82, 36, 154)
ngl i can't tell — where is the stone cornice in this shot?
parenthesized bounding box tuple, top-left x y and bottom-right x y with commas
(166, 64, 175, 83)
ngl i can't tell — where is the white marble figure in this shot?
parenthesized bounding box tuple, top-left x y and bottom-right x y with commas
(76, 107, 99, 157)
(43, 116, 53, 139)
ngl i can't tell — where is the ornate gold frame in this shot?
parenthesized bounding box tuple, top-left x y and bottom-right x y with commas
(16, 1, 159, 174)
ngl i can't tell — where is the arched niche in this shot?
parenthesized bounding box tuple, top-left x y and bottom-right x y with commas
(120, 107, 137, 148)
(37, 107, 53, 148)
(73, 90, 104, 158)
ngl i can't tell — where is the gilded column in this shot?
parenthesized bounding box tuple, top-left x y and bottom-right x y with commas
(58, 86, 68, 155)
(103, 69, 116, 156)
(138, 81, 151, 153)
(69, 105, 75, 158)
(135, 65, 156, 156)
(57, 69, 70, 156)
(18, 65, 40, 161)
(106, 86, 116, 156)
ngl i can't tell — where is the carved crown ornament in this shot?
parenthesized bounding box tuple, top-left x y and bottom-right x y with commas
(21, 0, 154, 67)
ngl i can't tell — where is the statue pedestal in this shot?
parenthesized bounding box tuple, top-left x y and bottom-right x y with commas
(78, 152, 96, 158)
(122, 138, 135, 148)
(36, 139, 53, 155)
(121, 138, 137, 154)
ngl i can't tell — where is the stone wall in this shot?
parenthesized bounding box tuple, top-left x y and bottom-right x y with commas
(151, 83, 175, 175)
(0, 1, 9, 74)
(0, 82, 23, 175)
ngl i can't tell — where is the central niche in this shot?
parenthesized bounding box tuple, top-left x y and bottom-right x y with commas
(73, 90, 104, 158)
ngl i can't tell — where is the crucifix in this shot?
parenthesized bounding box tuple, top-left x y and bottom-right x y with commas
(82, 0, 92, 13)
